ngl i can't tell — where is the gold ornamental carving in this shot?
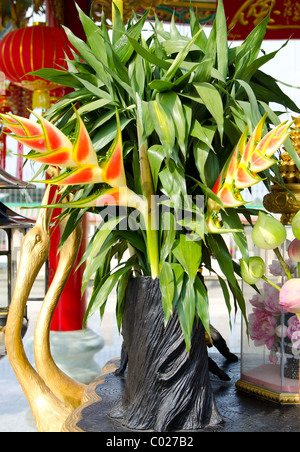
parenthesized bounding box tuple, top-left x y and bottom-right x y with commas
(263, 184, 300, 225)
(229, 0, 300, 32)
(236, 379, 299, 404)
(91, 1, 216, 24)
(91, 0, 161, 23)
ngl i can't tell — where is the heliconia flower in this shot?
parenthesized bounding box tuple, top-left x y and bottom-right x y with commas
(41, 164, 103, 186)
(101, 110, 126, 188)
(43, 187, 147, 217)
(255, 121, 294, 158)
(207, 115, 293, 233)
(0, 112, 76, 167)
(240, 256, 265, 285)
(0, 108, 128, 190)
(252, 211, 287, 250)
(239, 113, 266, 166)
(72, 109, 98, 167)
(234, 163, 262, 190)
(279, 279, 300, 314)
(215, 183, 245, 208)
(206, 214, 222, 233)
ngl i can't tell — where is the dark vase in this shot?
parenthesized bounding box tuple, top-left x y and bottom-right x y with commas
(109, 276, 223, 432)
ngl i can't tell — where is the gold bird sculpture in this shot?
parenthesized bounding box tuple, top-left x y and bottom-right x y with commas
(5, 181, 86, 431)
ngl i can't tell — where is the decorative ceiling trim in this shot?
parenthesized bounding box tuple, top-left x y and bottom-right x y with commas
(91, 1, 217, 24)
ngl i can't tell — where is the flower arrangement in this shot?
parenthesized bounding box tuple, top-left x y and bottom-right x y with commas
(1, 0, 299, 354)
(240, 211, 300, 374)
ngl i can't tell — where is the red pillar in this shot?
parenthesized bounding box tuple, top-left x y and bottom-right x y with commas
(48, 187, 88, 332)
(63, 0, 90, 41)
(46, 1, 90, 332)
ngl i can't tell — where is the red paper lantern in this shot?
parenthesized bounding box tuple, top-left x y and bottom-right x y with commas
(0, 24, 74, 109)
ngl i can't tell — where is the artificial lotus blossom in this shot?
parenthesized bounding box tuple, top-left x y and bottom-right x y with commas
(0, 109, 147, 214)
(292, 210, 300, 240)
(288, 238, 300, 263)
(252, 212, 287, 251)
(279, 279, 300, 315)
(240, 256, 265, 285)
(207, 114, 294, 232)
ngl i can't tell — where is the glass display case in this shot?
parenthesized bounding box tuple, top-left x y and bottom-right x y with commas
(236, 225, 300, 404)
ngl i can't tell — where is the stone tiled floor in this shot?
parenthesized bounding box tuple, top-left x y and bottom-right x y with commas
(0, 280, 240, 432)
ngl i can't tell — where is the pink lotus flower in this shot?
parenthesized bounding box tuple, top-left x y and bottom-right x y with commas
(286, 315, 300, 340)
(279, 278, 300, 314)
(269, 258, 297, 277)
(249, 293, 263, 309)
(262, 283, 282, 314)
(248, 308, 277, 350)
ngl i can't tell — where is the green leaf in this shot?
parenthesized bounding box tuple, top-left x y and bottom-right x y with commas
(129, 54, 145, 98)
(29, 68, 83, 89)
(148, 100, 175, 158)
(112, 2, 126, 44)
(206, 234, 246, 317)
(92, 117, 132, 152)
(221, 209, 249, 264)
(214, 0, 228, 81)
(251, 70, 300, 113)
(76, 4, 107, 64)
(62, 25, 110, 86)
(161, 26, 203, 82)
(194, 276, 210, 335)
(159, 160, 187, 211)
(239, 40, 289, 82)
(170, 263, 184, 309)
(233, 11, 270, 75)
(235, 79, 261, 125)
(147, 145, 164, 191)
(157, 91, 187, 156)
(148, 80, 175, 92)
(125, 33, 171, 70)
(83, 264, 133, 326)
(82, 216, 126, 276)
(159, 261, 175, 324)
(193, 82, 224, 140)
(172, 234, 202, 282)
(160, 211, 176, 266)
(116, 11, 149, 64)
(177, 277, 196, 354)
(116, 269, 132, 332)
(191, 121, 216, 151)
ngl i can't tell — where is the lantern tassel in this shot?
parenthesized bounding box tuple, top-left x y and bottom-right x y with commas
(32, 89, 50, 111)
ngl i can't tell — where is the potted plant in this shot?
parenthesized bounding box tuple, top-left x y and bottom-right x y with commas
(2, 0, 300, 431)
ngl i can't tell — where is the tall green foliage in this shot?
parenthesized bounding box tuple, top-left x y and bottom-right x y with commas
(31, 1, 299, 351)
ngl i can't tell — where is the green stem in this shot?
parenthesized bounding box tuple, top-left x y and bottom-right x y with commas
(273, 247, 292, 280)
(136, 99, 159, 279)
(262, 275, 281, 291)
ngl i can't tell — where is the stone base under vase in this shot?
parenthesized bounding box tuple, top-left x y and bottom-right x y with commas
(62, 355, 300, 432)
